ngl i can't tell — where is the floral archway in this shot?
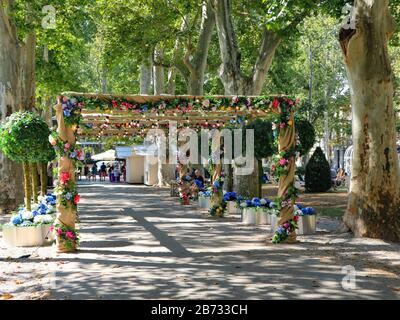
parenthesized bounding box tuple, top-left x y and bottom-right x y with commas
(51, 93, 299, 252)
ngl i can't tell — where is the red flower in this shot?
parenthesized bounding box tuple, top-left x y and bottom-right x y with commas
(272, 98, 279, 108)
(74, 194, 81, 204)
(294, 216, 300, 222)
(60, 172, 71, 185)
(271, 164, 276, 172)
(112, 100, 118, 108)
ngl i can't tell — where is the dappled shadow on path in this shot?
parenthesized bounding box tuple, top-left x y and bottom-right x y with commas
(26, 183, 400, 299)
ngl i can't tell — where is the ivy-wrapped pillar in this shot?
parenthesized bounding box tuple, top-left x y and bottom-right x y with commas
(276, 110, 297, 243)
(53, 101, 78, 252)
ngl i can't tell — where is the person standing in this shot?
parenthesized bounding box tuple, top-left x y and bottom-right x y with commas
(100, 162, 107, 181)
(114, 166, 120, 182)
(91, 164, 98, 182)
(121, 164, 126, 182)
(108, 165, 114, 182)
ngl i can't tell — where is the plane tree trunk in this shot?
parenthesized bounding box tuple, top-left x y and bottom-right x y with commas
(339, 0, 400, 241)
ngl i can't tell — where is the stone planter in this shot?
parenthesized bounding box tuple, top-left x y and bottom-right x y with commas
(2, 224, 54, 247)
(242, 208, 257, 225)
(227, 201, 241, 215)
(198, 196, 211, 210)
(270, 215, 316, 235)
(256, 209, 271, 225)
(297, 215, 316, 235)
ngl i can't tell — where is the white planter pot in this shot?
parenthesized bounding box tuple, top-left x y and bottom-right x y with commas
(256, 209, 271, 225)
(242, 208, 257, 225)
(270, 214, 279, 233)
(198, 197, 211, 210)
(2, 224, 54, 247)
(297, 215, 316, 235)
(227, 201, 241, 215)
(270, 215, 316, 235)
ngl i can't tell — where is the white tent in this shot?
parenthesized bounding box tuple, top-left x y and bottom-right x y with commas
(91, 149, 116, 161)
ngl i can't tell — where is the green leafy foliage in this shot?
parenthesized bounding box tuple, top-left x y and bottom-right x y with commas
(244, 118, 275, 160)
(305, 147, 332, 192)
(0, 111, 54, 163)
(295, 117, 315, 156)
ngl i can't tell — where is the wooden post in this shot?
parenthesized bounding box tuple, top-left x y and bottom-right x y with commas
(277, 110, 297, 243)
(54, 102, 77, 252)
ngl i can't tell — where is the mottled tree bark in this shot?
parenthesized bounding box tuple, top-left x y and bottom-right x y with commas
(140, 54, 153, 94)
(339, 0, 400, 241)
(0, 1, 24, 213)
(211, 0, 280, 95)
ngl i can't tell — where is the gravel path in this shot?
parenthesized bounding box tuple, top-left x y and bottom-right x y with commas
(1, 182, 399, 300)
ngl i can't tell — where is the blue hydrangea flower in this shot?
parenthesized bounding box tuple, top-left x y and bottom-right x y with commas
(213, 181, 220, 188)
(277, 226, 285, 234)
(11, 214, 23, 226)
(64, 110, 71, 117)
(32, 210, 40, 217)
(245, 200, 252, 207)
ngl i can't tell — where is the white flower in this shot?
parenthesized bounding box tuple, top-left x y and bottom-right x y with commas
(22, 211, 33, 220)
(46, 205, 55, 214)
(269, 202, 276, 208)
(34, 215, 54, 224)
(38, 196, 45, 203)
(294, 205, 299, 211)
(31, 203, 39, 211)
(260, 199, 267, 205)
(240, 202, 247, 208)
(202, 99, 210, 107)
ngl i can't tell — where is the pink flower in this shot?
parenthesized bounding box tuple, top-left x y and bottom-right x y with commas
(64, 143, 71, 149)
(50, 225, 54, 232)
(271, 164, 276, 172)
(278, 158, 288, 166)
(57, 227, 63, 235)
(283, 223, 290, 229)
(279, 123, 286, 128)
(66, 231, 75, 239)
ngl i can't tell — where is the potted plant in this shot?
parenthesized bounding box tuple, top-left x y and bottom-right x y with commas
(294, 205, 316, 235)
(1, 194, 57, 247)
(240, 198, 274, 225)
(198, 190, 212, 210)
(270, 204, 316, 235)
(223, 192, 241, 215)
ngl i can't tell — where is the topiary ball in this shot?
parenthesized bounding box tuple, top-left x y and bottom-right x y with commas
(0, 111, 54, 163)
